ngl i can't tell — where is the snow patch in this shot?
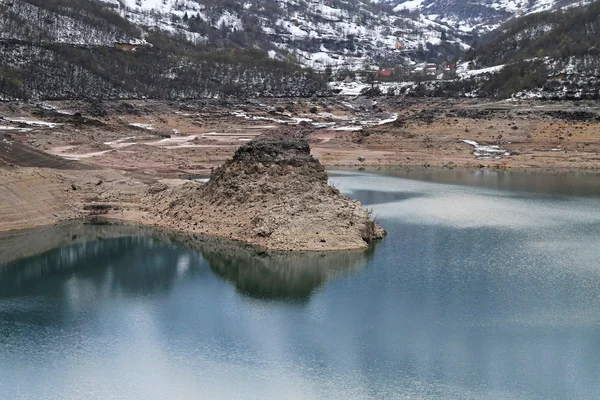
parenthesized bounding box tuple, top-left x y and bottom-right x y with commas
(4, 118, 60, 128)
(129, 123, 155, 130)
(462, 140, 511, 159)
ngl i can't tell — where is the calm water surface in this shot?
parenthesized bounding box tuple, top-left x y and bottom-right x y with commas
(1, 169, 600, 399)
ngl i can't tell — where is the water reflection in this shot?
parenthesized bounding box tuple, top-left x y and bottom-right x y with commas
(202, 242, 375, 300)
(1, 233, 183, 299)
(347, 190, 424, 206)
(2, 169, 600, 399)
(0, 223, 373, 301)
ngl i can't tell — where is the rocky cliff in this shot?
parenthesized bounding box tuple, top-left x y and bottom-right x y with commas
(147, 139, 386, 251)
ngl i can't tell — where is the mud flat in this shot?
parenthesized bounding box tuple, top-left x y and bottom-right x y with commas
(2, 98, 599, 177)
(1, 98, 599, 173)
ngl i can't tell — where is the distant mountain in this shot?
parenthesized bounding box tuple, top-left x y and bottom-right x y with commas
(328, 0, 600, 100)
(382, 0, 591, 33)
(0, 0, 596, 101)
(464, 0, 600, 98)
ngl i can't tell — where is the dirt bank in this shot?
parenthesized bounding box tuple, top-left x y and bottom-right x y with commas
(0, 168, 79, 232)
(0, 166, 148, 233)
(1, 97, 599, 252)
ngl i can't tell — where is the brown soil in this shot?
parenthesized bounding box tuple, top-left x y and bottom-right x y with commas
(0, 167, 149, 233)
(1, 97, 599, 251)
(0, 139, 385, 251)
(2, 98, 599, 175)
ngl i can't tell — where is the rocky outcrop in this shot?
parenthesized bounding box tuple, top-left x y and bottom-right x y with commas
(147, 139, 386, 251)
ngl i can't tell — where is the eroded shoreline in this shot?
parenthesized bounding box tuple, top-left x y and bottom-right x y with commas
(0, 139, 386, 252)
(1, 97, 599, 251)
(2, 163, 600, 252)
(1, 98, 599, 175)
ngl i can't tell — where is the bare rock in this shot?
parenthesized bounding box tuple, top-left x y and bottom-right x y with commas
(147, 139, 385, 251)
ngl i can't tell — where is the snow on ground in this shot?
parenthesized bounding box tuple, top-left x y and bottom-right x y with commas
(129, 123, 155, 130)
(330, 80, 418, 97)
(462, 140, 510, 159)
(0, 126, 32, 132)
(331, 126, 363, 131)
(562, 0, 593, 9)
(317, 113, 351, 120)
(4, 118, 60, 128)
(329, 82, 371, 96)
(147, 135, 199, 146)
(312, 122, 337, 128)
(373, 114, 398, 126)
(83, 0, 472, 72)
(393, 0, 425, 12)
(231, 110, 313, 125)
(457, 63, 506, 78)
(104, 137, 138, 148)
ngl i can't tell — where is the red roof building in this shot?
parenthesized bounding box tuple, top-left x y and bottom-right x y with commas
(376, 70, 393, 77)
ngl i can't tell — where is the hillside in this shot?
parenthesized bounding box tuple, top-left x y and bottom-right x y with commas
(382, 0, 589, 33)
(98, 0, 471, 70)
(0, 0, 479, 100)
(328, 0, 600, 99)
(1, 0, 598, 100)
(0, 0, 327, 100)
(464, 0, 600, 98)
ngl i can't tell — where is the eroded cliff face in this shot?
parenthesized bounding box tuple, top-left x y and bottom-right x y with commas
(147, 139, 385, 251)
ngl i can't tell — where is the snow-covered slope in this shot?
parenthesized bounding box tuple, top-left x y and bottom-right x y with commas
(0, 0, 330, 100)
(93, 0, 471, 71)
(383, 0, 589, 33)
(0, 0, 143, 46)
(2, 0, 595, 101)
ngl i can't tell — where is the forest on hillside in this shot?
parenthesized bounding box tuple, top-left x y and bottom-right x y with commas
(464, 1, 600, 98)
(0, 0, 327, 100)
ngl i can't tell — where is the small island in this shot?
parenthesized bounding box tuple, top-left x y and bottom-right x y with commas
(140, 139, 386, 251)
(0, 139, 385, 252)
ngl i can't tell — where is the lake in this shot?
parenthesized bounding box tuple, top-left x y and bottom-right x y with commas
(1, 168, 600, 399)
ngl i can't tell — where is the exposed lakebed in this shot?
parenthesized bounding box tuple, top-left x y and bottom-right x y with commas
(1, 169, 600, 399)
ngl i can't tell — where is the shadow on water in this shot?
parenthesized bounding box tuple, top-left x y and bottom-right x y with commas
(0, 222, 375, 302)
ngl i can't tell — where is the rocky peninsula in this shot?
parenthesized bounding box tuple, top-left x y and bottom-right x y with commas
(0, 139, 385, 252)
(143, 139, 386, 251)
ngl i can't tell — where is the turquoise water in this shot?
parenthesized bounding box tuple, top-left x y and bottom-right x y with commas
(1, 169, 600, 399)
